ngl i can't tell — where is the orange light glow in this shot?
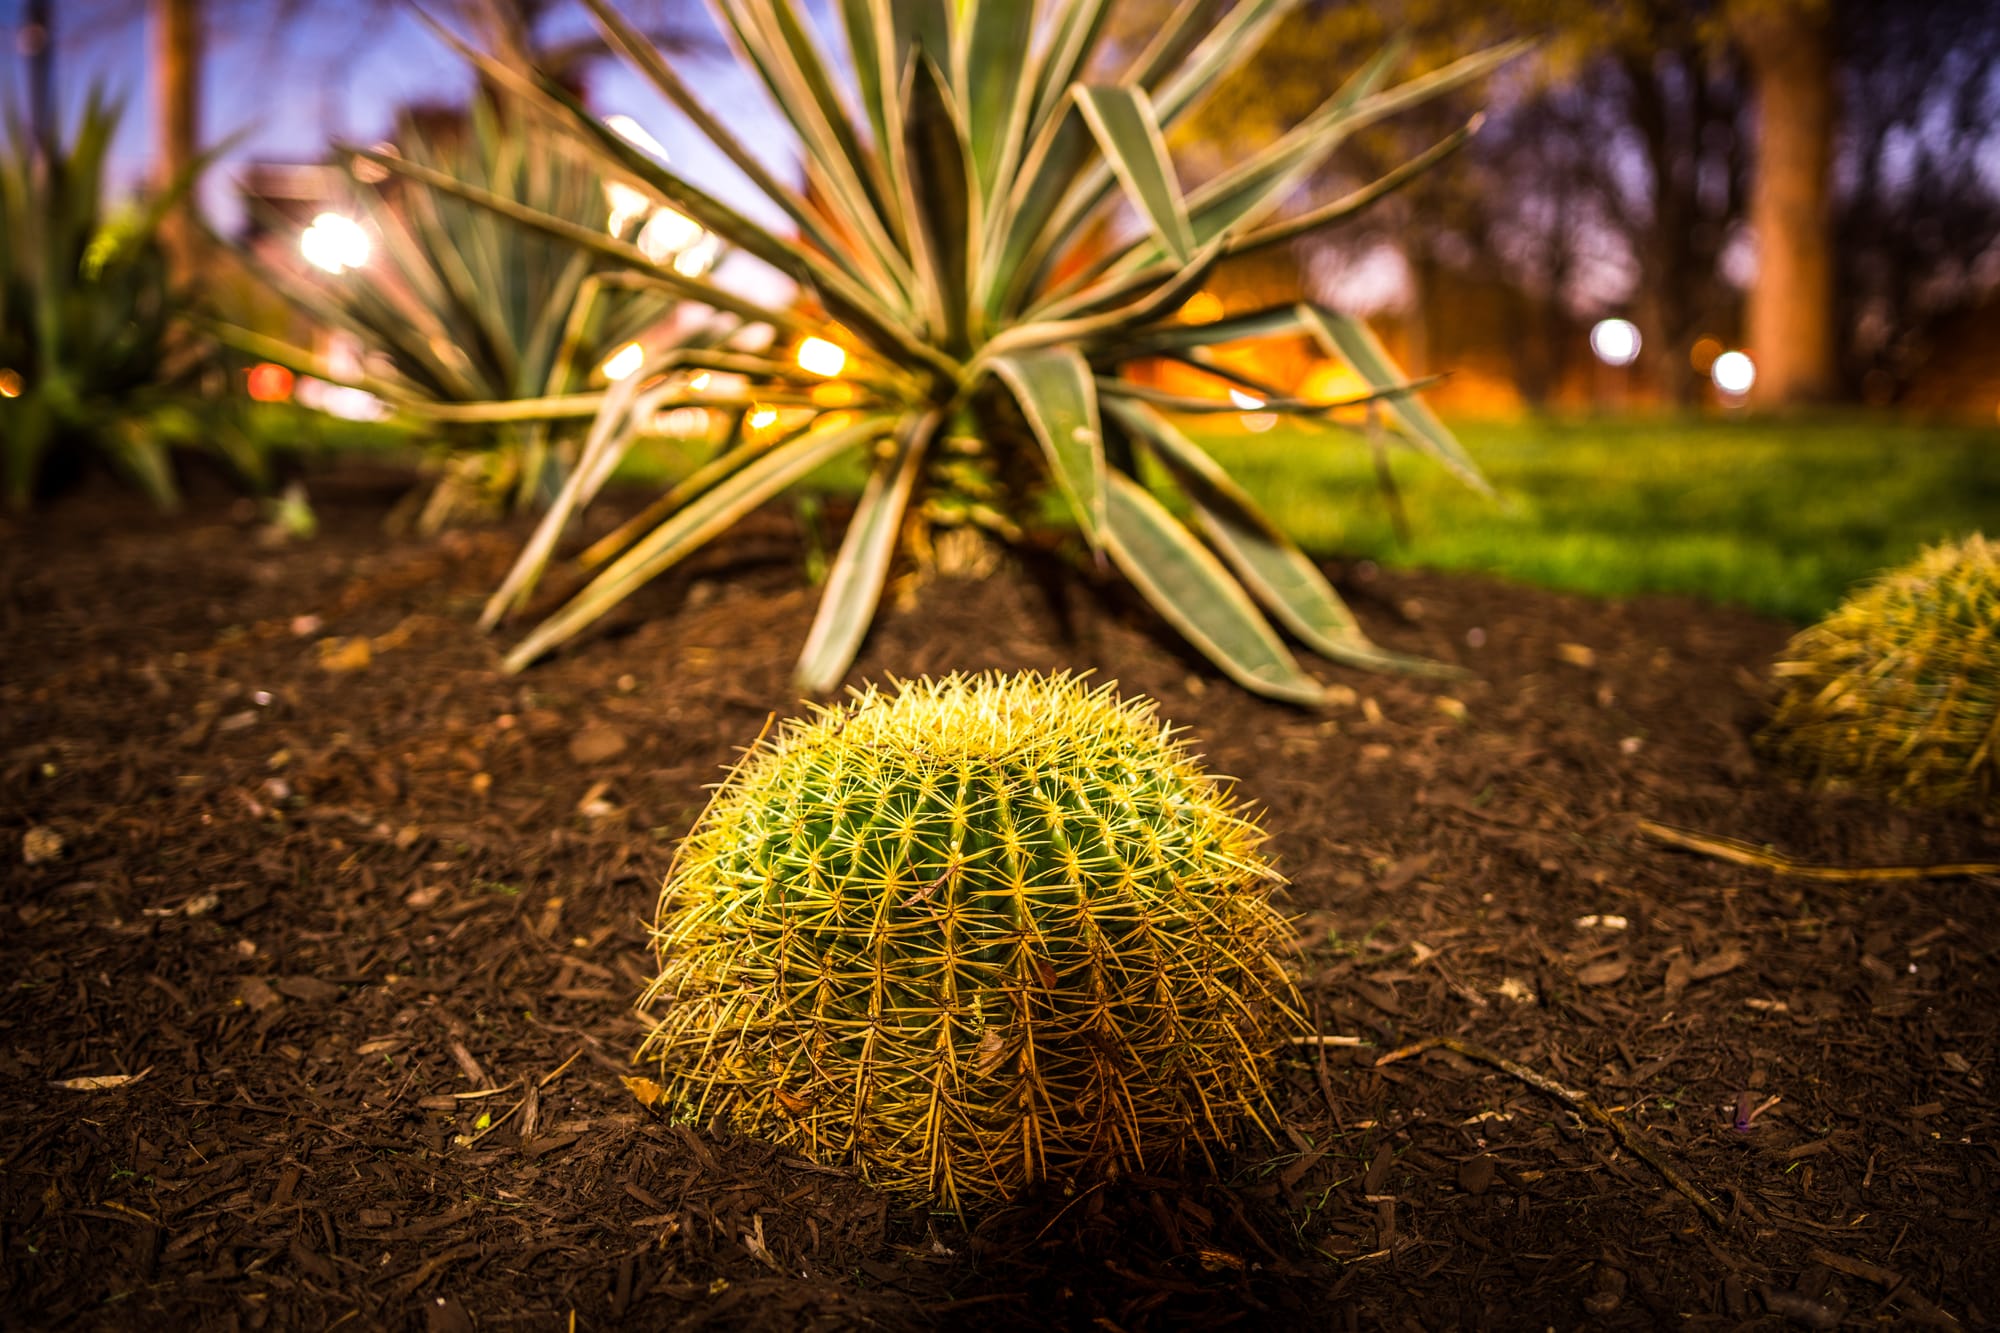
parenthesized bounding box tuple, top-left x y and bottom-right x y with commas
(811, 381, 855, 407)
(0, 368, 22, 399)
(748, 406, 779, 430)
(1179, 291, 1224, 324)
(796, 336, 847, 377)
(1689, 336, 1723, 375)
(246, 362, 295, 403)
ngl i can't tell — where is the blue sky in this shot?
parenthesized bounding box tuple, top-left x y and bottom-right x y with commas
(5, 1, 796, 233)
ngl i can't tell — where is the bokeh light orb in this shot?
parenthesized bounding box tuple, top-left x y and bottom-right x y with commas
(301, 213, 370, 274)
(1589, 318, 1641, 367)
(1711, 350, 1757, 397)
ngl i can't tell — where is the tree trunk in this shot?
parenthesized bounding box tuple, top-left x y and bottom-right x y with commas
(1736, 1, 1838, 407)
(153, 0, 205, 274)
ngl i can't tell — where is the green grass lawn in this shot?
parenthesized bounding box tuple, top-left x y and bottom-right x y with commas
(365, 413, 1996, 624)
(1186, 416, 2000, 621)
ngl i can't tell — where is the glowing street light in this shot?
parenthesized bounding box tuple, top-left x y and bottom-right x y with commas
(672, 234, 720, 277)
(301, 212, 370, 274)
(1711, 350, 1756, 397)
(796, 336, 847, 378)
(637, 205, 703, 264)
(600, 342, 646, 382)
(1589, 318, 1641, 367)
(605, 181, 650, 237)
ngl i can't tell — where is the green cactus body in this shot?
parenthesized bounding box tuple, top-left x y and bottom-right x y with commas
(637, 673, 1303, 1209)
(1763, 534, 2000, 812)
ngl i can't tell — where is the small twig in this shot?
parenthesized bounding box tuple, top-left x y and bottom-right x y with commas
(538, 1047, 585, 1089)
(1638, 819, 1999, 882)
(1807, 1246, 1961, 1329)
(1289, 1035, 1365, 1046)
(1306, 1004, 1345, 1133)
(1377, 1033, 1727, 1230)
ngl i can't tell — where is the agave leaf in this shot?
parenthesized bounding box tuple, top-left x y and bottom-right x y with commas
(1114, 302, 1311, 356)
(205, 320, 414, 405)
(956, 0, 1036, 203)
(482, 367, 652, 629)
(1002, 233, 1228, 347)
(901, 53, 975, 353)
(715, 0, 910, 293)
(1103, 470, 1324, 705)
(1151, 0, 1302, 122)
(1099, 373, 1445, 417)
(502, 412, 894, 672)
(795, 408, 941, 692)
(1022, 0, 1296, 294)
(1108, 399, 1460, 675)
(1297, 304, 1488, 493)
(989, 347, 1106, 547)
(1225, 116, 1479, 260)
(1188, 40, 1526, 245)
(578, 0, 871, 285)
(348, 144, 799, 335)
(1120, 0, 1215, 92)
(1025, 0, 1113, 138)
(1074, 86, 1193, 263)
(107, 421, 180, 510)
(837, 0, 892, 153)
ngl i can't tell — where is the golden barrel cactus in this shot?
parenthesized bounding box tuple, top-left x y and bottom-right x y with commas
(635, 672, 1303, 1210)
(1763, 535, 2000, 811)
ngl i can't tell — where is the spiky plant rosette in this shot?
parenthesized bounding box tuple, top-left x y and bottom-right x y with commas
(1763, 535, 2000, 812)
(372, 1, 1524, 703)
(217, 97, 719, 530)
(635, 672, 1304, 1210)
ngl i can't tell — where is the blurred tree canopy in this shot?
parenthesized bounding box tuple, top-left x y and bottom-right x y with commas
(1174, 0, 2000, 410)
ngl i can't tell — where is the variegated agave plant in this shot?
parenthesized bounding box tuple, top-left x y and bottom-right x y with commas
(222, 99, 716, 530)
(377, 0, 1521, 702)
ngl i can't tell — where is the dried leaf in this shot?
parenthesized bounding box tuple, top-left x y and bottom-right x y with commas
(1556, 642, 1597, 668)
(1691, 946, 1746, 981)
(622, 1075, 669, 1109)
(22, 825, 63, 865)
(575, 780, 618, 818)
(317, 636, 373, 673)
(53, 1067, 151, 1091)
(975, 1028, 1008, 1075)
(236, 977, 282, 1011)
(569, 724, 629, 764)
(1576, 957, 1629, 987)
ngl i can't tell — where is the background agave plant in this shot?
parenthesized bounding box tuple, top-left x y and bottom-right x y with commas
(223, 98, 717, 530)
(379, 0, 1522, 702)
(1, 92, 251, 509)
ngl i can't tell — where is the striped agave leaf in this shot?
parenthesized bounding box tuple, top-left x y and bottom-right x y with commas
(220, 98, 706, 525)
(386, 1, 1523, 701)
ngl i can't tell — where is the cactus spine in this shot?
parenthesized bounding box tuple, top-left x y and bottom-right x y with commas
(636, 672, 1303, 1209)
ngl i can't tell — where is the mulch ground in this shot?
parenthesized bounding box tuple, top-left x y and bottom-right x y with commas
(3, 466, 1995, 1331)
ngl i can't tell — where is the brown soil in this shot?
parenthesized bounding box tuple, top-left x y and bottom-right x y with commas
(3, 468, 1996, 1331)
